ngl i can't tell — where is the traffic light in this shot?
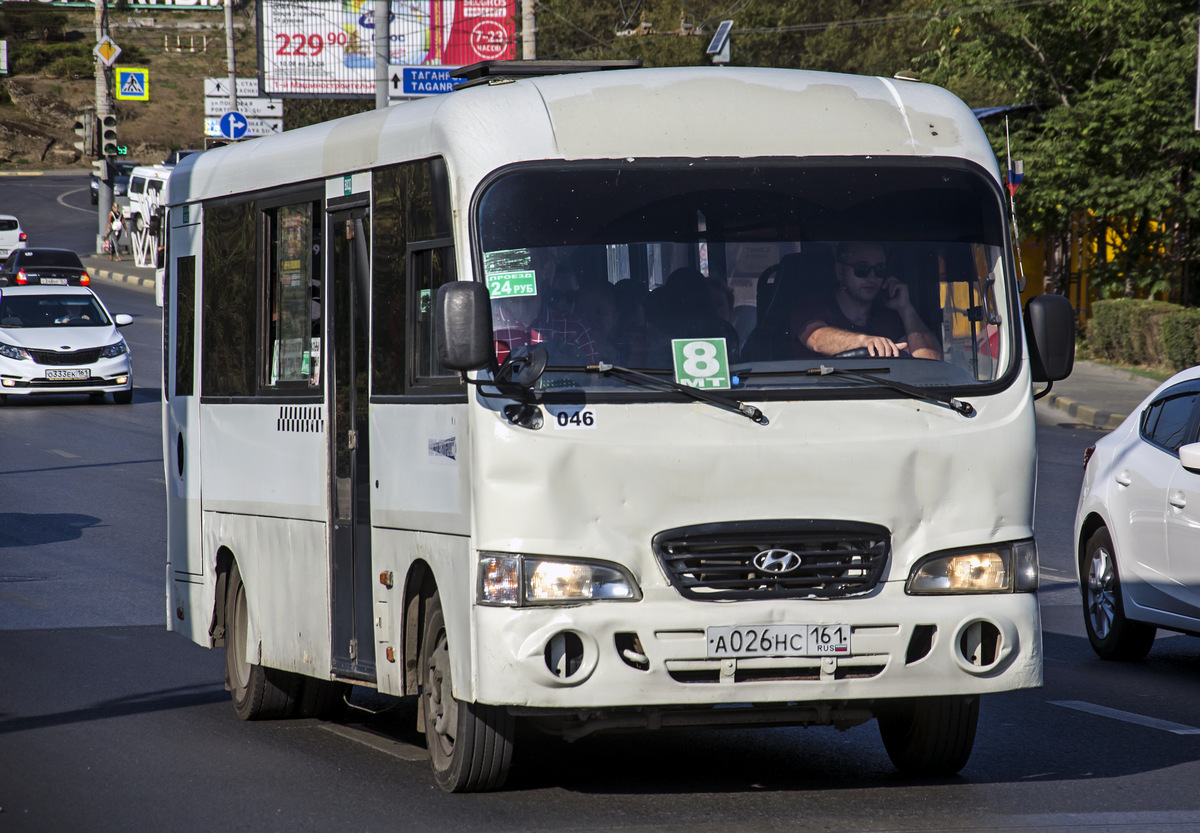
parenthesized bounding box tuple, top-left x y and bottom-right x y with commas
(94, 158, 109, 184)
(100, 114, 125, 156)
(73, 113, 96, 158)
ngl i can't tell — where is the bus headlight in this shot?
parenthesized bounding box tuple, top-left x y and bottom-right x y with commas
(906, 540, 1038, 594)
(478, 553, 641, 606)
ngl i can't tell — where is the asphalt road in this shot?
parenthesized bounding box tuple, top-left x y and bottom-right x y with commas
(2, 175, 1200, 832)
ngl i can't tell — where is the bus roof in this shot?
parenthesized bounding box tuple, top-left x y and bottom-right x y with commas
(169, 66, 998, 206)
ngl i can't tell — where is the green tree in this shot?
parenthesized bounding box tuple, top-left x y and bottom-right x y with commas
(527, 0, 926, 76)
(916, 0, 1200, 302)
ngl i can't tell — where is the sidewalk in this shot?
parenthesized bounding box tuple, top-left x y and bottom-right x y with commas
(1039, 360, 1162, 431)
(82, 253, 157, 293)
(79, 254, 1162, 431)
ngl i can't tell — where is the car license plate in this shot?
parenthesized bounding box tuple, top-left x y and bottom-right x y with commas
(707, 624, 851, 658)
(41, 278, 68, 285)
(46, 369, 90, 380)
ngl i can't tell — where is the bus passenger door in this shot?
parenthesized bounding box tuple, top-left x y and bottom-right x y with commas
(165, 214, 205, 644)
(329, 208, 375, 682)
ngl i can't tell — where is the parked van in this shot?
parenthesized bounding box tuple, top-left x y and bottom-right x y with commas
(127, 164, 171, 235)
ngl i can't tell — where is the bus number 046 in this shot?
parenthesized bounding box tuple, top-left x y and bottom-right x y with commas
(555, 410, 595, 429)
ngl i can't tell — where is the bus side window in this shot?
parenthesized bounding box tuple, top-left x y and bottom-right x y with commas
(372, 157, 461, 395)
(264, 202, 321, 388)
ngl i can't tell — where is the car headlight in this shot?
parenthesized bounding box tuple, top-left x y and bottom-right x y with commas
(906, 540, 1038, 594)
(478, 553, 641, 606)
(0, 341, 31, 361)
(100, 339, 128, 358)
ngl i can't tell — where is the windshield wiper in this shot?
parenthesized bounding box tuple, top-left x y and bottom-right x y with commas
(799, 364, 975, 417)
(589, 362, 768, 425)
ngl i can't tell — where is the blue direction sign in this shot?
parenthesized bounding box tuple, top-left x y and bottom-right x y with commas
(390, 67, 465, 98)
(219, 110, 248, 140)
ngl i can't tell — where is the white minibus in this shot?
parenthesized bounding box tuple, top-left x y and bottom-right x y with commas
(163, 62, 1074, 792)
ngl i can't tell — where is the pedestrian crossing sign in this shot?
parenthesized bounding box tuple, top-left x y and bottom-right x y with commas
(115, 68, 149, 101)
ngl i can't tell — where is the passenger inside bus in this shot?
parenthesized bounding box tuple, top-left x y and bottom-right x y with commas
(790, 241, 940, 360)
(644, 267, 741, 366)
(491, 261, 601, 366)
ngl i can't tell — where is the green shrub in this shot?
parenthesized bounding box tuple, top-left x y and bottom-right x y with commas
(1159, 309, 1200, 371)
(1087, 299, 1181, 367)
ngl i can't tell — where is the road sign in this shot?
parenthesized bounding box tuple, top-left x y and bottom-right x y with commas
(204, 96, 284, 118)
(94, 36, 120, 68)
(205, 116, 283, 139)
(388, 67, 465, 100)
(204, 77, 259, 98)
(115, 68, 149, 101)
(218, 111, 248, 140)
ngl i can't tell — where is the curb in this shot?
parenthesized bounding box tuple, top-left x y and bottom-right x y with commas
(1042, 390, 1126, 431)
(87, 266, 156, 293)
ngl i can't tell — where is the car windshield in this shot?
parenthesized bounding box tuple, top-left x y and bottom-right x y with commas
(0, 294, 109, 328)
(475, 161, 1013, 396)
(0, 220, 18, 232)
(14, 250, 83, 268)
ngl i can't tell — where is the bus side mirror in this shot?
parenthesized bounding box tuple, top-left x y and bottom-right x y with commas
(436, 281, 494, 372)
(1024, 293, 1074, 382)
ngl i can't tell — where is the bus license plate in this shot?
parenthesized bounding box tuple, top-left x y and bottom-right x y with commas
(707, 624, 851, 658)
(46, 369, 90, 380)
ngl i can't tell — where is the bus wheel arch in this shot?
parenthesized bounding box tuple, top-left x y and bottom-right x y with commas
(419, 585, 515, 792)
(223, 556, 302, 720)
(402, 560, 433, 698)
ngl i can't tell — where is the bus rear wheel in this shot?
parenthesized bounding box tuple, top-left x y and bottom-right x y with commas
(877, 695, 978, 776)
(225, 561, 302, 720)
(420, 590, 514, 792)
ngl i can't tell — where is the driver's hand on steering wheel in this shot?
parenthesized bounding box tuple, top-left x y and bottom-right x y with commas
(858, 335, 907, 357)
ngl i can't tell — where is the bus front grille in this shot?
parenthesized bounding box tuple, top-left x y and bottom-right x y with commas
(652, 520, 889, 601)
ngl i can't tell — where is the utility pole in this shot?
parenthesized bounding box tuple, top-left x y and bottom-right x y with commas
(375, 0, 389, 109)
(225, 0, 237, 116)
(95, 0, 112, 255)
(522, 1, 536, 60)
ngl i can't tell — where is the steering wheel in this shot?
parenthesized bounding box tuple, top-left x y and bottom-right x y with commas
(833, 346, 912, 359)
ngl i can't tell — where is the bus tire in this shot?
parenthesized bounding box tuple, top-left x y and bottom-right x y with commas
(225, 561, 302, 720)
(421, 590, 514, 792)
(298, 677, 349, 720)
(877, 695, 978, 776)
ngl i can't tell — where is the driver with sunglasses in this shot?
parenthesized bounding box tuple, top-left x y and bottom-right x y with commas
(790, 241, 940, 360)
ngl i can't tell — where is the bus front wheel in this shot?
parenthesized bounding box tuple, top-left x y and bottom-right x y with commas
(225, 561, 301, 720)
(877, 695, 978, 776)
(420, 590, 514, 792)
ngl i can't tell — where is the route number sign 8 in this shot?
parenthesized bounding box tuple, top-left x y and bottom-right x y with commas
(671, 338, 731, 390)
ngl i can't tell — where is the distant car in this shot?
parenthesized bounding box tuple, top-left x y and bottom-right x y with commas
(0, 248, 90, 287)
(89, 160, 138, 206)
(0, 285, 133, 404)
(1075, 365, 1200, 660)
(0, 215, 27, 259)
(163, 149, 200, 166)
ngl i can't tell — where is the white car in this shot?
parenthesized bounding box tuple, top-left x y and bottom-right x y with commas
(1075, 364, 1200, 659)
(0, 286, 133, 404)
(0, 214, 27, 259)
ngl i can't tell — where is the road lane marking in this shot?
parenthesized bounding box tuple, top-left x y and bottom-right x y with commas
(316, 722, 428, 761)
(1051, 700, 1200, 735)
(48, 449, 80, 458)
(57, 187, 94, 214)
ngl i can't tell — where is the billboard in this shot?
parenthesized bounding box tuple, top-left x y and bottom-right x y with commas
(258, 0, 516, 98)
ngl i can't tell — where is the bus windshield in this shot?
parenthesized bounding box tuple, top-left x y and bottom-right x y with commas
(475, 160, 1012, 394)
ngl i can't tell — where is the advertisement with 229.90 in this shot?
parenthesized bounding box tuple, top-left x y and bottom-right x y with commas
(259, 0, 516, 98)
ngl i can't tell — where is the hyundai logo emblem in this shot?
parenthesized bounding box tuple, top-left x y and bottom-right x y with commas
(753, 549, 803, 574)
